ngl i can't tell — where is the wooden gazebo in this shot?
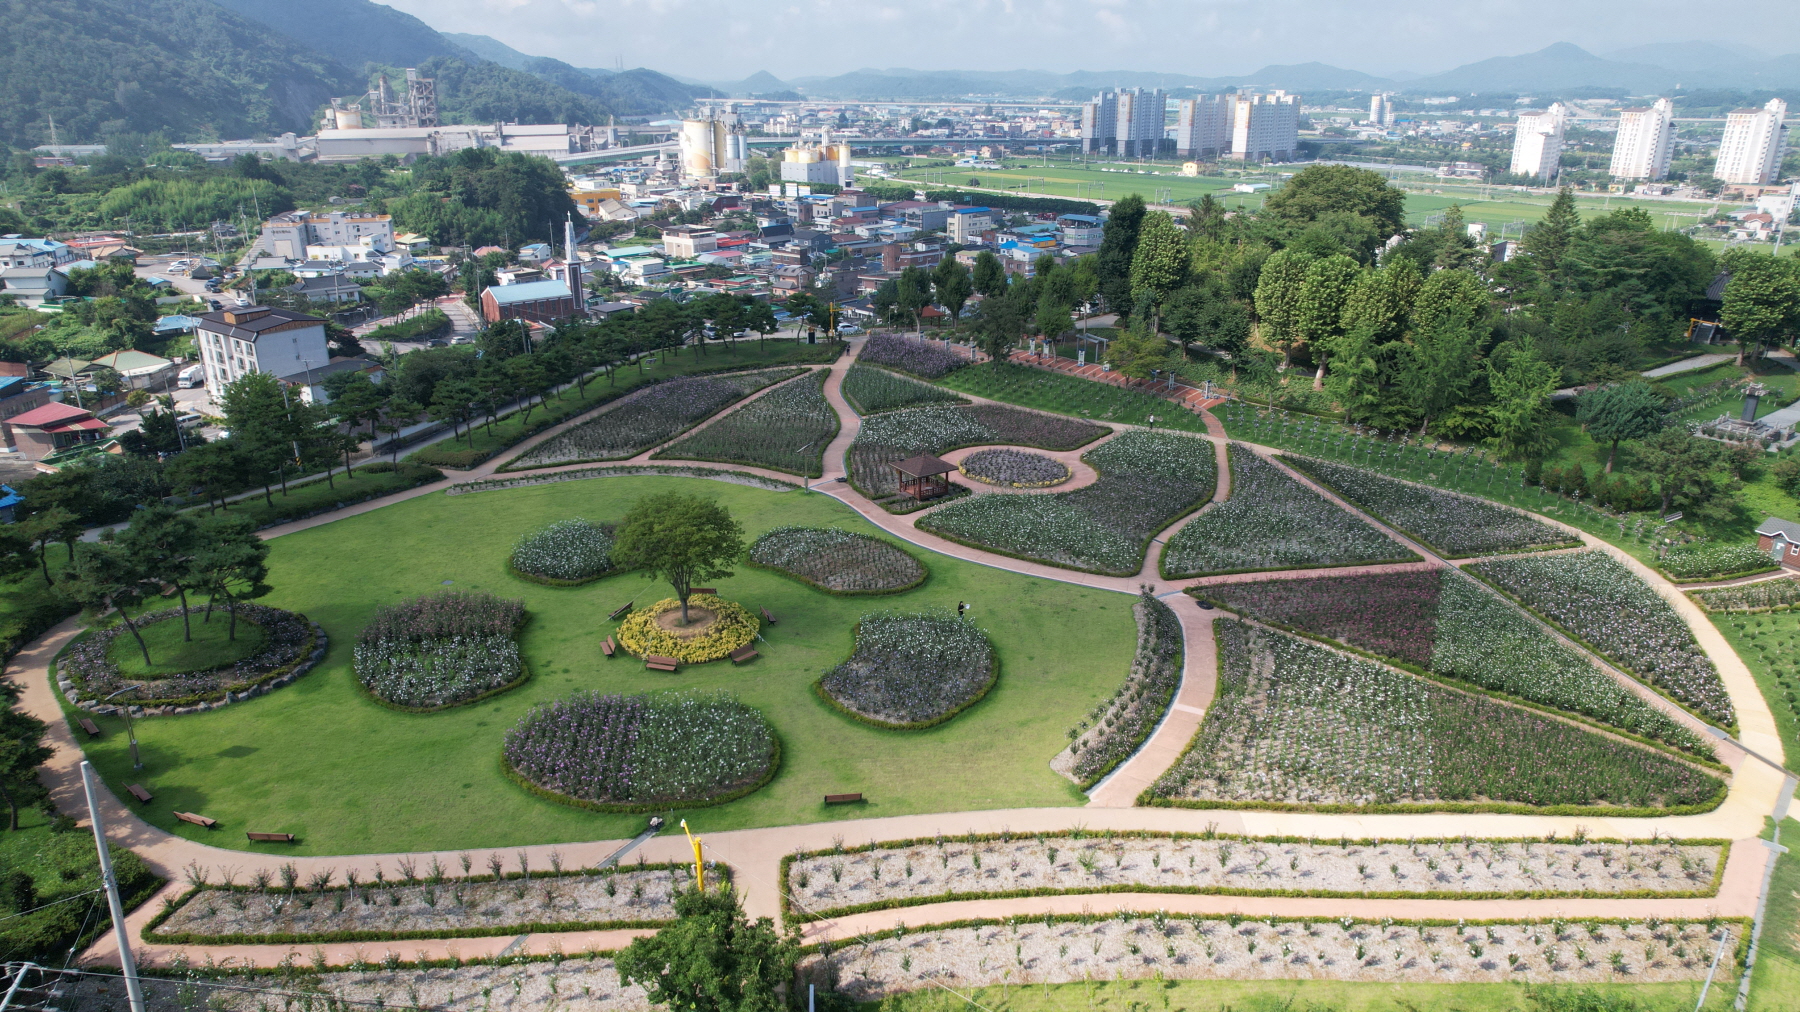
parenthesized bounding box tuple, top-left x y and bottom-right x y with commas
(891, 454, 956, 501)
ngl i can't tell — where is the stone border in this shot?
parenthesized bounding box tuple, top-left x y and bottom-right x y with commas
(58, 613, 327, 717)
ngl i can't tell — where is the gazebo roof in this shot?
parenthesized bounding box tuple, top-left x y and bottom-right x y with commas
(891, 454, 956, 479)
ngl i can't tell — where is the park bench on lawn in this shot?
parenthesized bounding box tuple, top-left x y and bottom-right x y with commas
(601, 636, 616, 658)
(78, 718, 101, 738)
(645, 655, 679, 672)
(608, 601, 634, 620)
(691, 588, 716, 595)
(125, 784, 152, 803)
(730, 645, 758, 664)
(824, 793, 864, 804)
(247, 831, 295, 843)
(175, 811, 217, 829)
(761, 607, 778, 625)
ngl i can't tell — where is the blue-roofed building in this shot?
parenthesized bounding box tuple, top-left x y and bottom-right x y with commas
(1057, 213, 1104, 246)
(0, 485, 21, 524)
(947, 207, 994, 243)
(480, 279, 578, 324)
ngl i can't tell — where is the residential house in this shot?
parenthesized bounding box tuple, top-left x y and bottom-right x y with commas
(0, 237, 79, 269)
(288, 275, 367, 304)
(661, 226, 720, 258)
(1057, 214, 1103, 246)
(278, 356, 384, 405)
(0, 267, 68, 308)
(6, 401, 110, 462)
(0, 375, 52, 447)
(196, 306, 331, 393)
(1756, 517, 1800, 570)
(88, 350, 178, 392)
(947, 207, 994, 243)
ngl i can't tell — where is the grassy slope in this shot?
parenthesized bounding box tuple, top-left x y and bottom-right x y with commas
(1749, 816, 1800, 1012)
(1708, 612, 1800, 771)
(64, 477, 1134, 855)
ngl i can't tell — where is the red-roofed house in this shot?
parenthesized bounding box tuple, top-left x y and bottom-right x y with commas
(6, 402, 110, 461)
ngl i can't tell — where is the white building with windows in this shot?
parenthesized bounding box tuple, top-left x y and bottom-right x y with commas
(1176, 96, 1233, 159)
(195, 305, 330, 395)
(1609, 98, 1675, 181)
(1509, 103, 1568, 181)
(1716, 98, 1788, 186)
(1228, 91, 1301, 163)
(1081, 89, 1166, 157)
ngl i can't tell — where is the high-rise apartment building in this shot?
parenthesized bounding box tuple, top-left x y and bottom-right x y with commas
(1609, 98, 1675, 181)
(1228, 91, 1300, 163)
(1369, 93, 1393, 128)
(1509, 102, 1568, 181)
(1716, 98, 1788, 186)
(1081, 88, 1166, 157)
(1177, 95, 1233, 159)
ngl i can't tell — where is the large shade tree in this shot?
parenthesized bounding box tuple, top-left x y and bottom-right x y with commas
(612, 493, 746, 626)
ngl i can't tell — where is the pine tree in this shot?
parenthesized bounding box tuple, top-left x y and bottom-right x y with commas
(1524, 186, 1580, 276)
(1095, 193, 1147, 314)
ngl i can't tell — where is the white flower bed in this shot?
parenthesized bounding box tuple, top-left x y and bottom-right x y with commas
(820, 612, 996, 728)
(960, 448, 1071, 488)
(510, 519, 616, 583)
(513, 369, 797, 467)
(748, 526, 925, 593)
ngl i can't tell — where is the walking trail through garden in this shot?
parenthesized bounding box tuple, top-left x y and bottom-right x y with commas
(14, 334, 1794, 970)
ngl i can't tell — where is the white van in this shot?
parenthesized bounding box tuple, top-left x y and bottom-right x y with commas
(177, 364, 205, 388)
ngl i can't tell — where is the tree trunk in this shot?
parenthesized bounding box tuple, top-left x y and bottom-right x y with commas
(324, 466, 335, 490)
(118, 609, 152, 665)
(262, 482, 273, 507)
(1605, 438, 1619, 474)
(37, 545, 51, 587)
(1313, 357, 1327, 391)
(1419, 415, 1431, 437)
(178, 586, 192, 641)
(227, 598, 239, 642)
(277, 466, 289, 496)
(678, 591, 689, 626)
(204, 595, 215, 623)
(0, 780, 17, 831)
(345, 447, 355, 477)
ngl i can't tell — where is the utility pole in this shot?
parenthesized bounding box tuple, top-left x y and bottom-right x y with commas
(80, 761, 145, 1012)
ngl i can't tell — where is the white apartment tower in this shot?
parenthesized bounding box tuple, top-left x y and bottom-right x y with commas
(1081, 88, 1166, 157)
(1228, 91, 1301, 163)
(1716, 98, 1788, 186)
(1509, 102, 1568, 181)
(1609, 98, 1675, 181)
(1369, 93, 1393, 128)
(1176, 95, 1233, 159)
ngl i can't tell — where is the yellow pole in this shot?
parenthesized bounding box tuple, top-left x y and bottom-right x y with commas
(680, 819, 705, 892)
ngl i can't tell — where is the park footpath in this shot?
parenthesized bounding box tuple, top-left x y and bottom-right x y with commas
(7, 333, 1788, 970)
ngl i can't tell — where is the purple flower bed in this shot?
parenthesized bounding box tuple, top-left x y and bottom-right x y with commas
(359, 592, 525, 642)
(1196, 571, 1442, 666)
(858, 333, 969, 379)
(355, 592, 528, 709)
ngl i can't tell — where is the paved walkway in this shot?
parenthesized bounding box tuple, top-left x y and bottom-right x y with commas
(1642, 353, 1734, 378)
(16, 334, 1794, 968)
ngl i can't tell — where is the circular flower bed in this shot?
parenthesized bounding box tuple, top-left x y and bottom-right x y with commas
(354, 592, 528, 710)
(504, 689, 778, 811)
(510, 518, 619, 585)
(616, 598, 758, 664)
(747, 526, 926, 594)
(818, 611, 996, 729)
(59, 606, 320, 713)
(959, 448, 1070, 488)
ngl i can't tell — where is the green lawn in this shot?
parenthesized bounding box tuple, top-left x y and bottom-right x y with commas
(0, 563, 77, 658)
(937, 362, 1210, 433)
(1748, 816, 1800, 1012)
(1709, 613, 1800, 774)
(109, 613, 264, 677)
(63, 476, 1135, 855)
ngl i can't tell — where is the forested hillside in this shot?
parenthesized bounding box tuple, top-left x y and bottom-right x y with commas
(210, 0, 479, 70)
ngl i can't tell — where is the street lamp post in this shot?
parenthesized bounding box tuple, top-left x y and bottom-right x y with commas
(103, 687, 141, 769)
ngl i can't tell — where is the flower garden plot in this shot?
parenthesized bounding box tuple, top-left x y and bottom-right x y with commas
(146, 864, 693, 944)
(842, 363, 968, 415)
(1661, 541, 1778, 582)
(1148, 621, 1724, 813)
(1163, 446, 1416, 577)
(1692, 578, 1800, 613)
(918, 431, 1216, 575)
(614, 597, 758, 664)
(937, 360, 1211, 433)
(848, 404, 1108, 503)
(857, 332, 970, 379)
(801, 914, 1735, 996)
(196, 957, 656, 1012)
(747, 526, 926, 594)
(508, 518, 618, 586)
(59, 605, 320, 711)
(653, 371, 838, 477)
(1192, 570, 1714, 757)
(818, 612, 996, 729)
(508, 369, 801, 468)
(784, 834, 1726, 919)
(1469, 551, 1736, 727)
(1055, 591, 1183, 787)
(504, 689, 777, 811)
(958, 448, 1071, 488)
(1281, 455, 1579, 558)
(353, 592, 528, 711)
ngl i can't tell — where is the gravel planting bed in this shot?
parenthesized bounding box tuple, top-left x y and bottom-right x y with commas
(1691, 577, 1800, 613)
(786, 834, 1724, 916)
(60, 604, 319, 710)
(848, 404, 1106, 504)
(1469, 551, 1736, 727)
(1149, 621, 1724, 812)
(353, 592, 528, 710)
(509, 519, 618, 585)
(1193, 569, 1713, 757)
(959, 448, 1071, 488)
(186, 957, 654, 1012)
(843, 363, 968, 414)
(1163, 446, 1414, 576)
(149, 865, 692, 943)
(504, 689, 777, 811)
(1282, 456, 1578, 558)
(510, 369, 799, 467)
(801, 914, 1725, 998)
(1054, 591, 1183, 787)
(819, 612, 996, 729)
(858, 332, 970, 379)
(919, 431, 1216, 575)
(655, 371, 838, 476)
(748, 526, 926, 593)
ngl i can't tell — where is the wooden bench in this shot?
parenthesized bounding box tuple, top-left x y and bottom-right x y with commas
(125, 784, 152, 803)
(690, 587, 717, 596)
(78, 718, 101, 738)
(824, 793, 864, 805)
(175, 812, 217, 829)
(761, 607, 778, 626)
(600, 637, 616, 658)
(246, 831, 295, 843)
(729, 645, 759, 664)
(607, 601, 635, 620)
(645, 655, 680, 673)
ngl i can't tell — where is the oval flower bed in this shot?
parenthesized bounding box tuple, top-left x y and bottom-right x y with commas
(504, 689, 778, 811)
(959, 448, 1071, 488)
(509, 518, 619, 586)
(353, 592, 528, 711)
(747, 527, 926, 594)
(59, 605, 321, 713)
(616, 597, 757, 664)
(818, 612, 996, 729)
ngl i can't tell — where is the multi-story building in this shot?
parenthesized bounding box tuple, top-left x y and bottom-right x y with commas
(1081, 89, 1166, 157)
(1609, 98, 1675, 181)
(479, 280, 578, 324)
(1228, 91, 1301, 163)
(1509, 102, 1569, 181)
(1716, 98, 1788, 186)
(1176, 96, 1233, 159)
(0, 238, 79, 270)
(661, 225, 720, 258)
(1369, 93, 1394, 128)
(946, 207, 993, 244)
(258, 212, 395, 261)
(195, 306, 330, 394)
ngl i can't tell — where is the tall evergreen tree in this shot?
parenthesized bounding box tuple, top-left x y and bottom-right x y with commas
(1094, 193, 1147, 314)
(970, 250, 1007, 297)
(1577, 381, 1667, 473)
(932, 257, 974, 321)
(1127, 210, 1191, 325)
(1523, 186, 1580, 276)
(1402, 319, 1479, 436)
